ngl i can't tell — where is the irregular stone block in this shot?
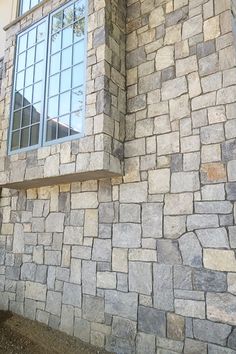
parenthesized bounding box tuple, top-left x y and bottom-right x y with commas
(148, 169, 170, 194)
(62, 282, 81, 307)
(207, 293, 236, 325)
(45, 213, 64, 233)
(167, 313, 185, 341)
(92, 239, 111, 262)
(193, 319, 231, 346)
(136, 332, 155, 354)
(171, 172, 200, 193)
(105, 290, 138, 321)
(157, 240, 182, 265)
(175, 299, 205, 319)
(25, 282, 46, 302)
(112, 316, 136, 341)
(120, 182, 147, 203)
(164, 193, 193, 215)
(179, 232, 202, 268)
(46, 291, 62, 316)
(204, 249, 236, 272)
(196, 228, 229, 248)
(138, 306, 166, 336)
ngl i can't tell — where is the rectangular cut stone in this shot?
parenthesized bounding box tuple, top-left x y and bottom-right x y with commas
(196, 228, 229, 248)
(13, 224, 24, 254)
(71, 192, 98, 209)
(157, 132, 180, 155)
(113, 223, 141, 248)
(176, 55, 198, 77)
(112, 248, 128, 273)
(164, 193, 193, 215)
(204, 249, 236, 272)
(154, 264, 173, 311)
(170, 94, 190, 121)
(129, 262, 152, 295)
(142, 203, 163, 238)
(148, 169, 170, 194)
(120, 182, 147, 203)
(82, 261, 96, 296)
(63, 282, 81, 307)
(187, 214, 219, 230)
(64, 226, 83, 245)
(171, 172, 200, 192)
(105, 290, 138, 321)
(129, 249, 157, 262)
(175, 299, 205, 319)
(183, 15, 203, 39)
(195, 201, 232, 214)
(193, 319, 231, 346)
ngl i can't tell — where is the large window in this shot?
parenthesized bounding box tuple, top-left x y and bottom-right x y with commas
(19, 0, 42, 16)
(10, 0, 86, 153)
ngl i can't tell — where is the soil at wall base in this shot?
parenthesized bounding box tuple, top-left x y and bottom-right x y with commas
(0, 311, 111, 354)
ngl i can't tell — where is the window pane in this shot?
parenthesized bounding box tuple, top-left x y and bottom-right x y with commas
(74, 0, 85, 20)
(61, 68, 71, 92)
(52, 11, 63, 33)
(30, 124, 39, 145)
(21, 127, 30, 148)
(73, 19, 85, 42)
(11, 131, 20, 150)
(51, 32, 61, 54)
(46, 119, 57, 141)
(63, 4, 74, 27)
(22, 106, 31, 127)
(18, 52, 26, 72)
(62, 26, 73, 48)
(13, 111, 21, 130)
(61, 46, 72, 70)
(71, 87, 83, 112)
(70, 111, 82, 134)
(58, 114, 69, 138)
(50, 52, 61, 75)
(59, 91, 70, 115)
(32, 103, 41, 123)
(48, 95, 59, 118)
(23, 85, 33, 106)
(73, 40, 84, 64)
(72, 63, 84, 87)
(49, 74, 60, 97)
(10, 20, 46, 152)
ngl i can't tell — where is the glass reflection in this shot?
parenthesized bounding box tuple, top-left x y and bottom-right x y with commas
(73, 19, 85, 42)
(50, 52, 61, 75)
(37, 22, 45, 42)
(59, 91, 70, 115)
(51, 32, 61, 54)
(14, 91, 23, 110)
(35, 42, 44, 62)
(11, 131, 20, 150)
(22, 106, 31, 127)
(71, 86, 83, 112)
(58, 114, 69, 138)
(34, 61, 43, 82)
(13, 111, 21, 130)
(32, 103, 41, 123)
(21, 127, 30, 147)
(62, 26, 73, 48)
(28, 27, 36, 47)
(33, 81, 42, 103)
(61, 46, 72, 70)
(61, 68, 71, 92)
(74, 1, 85, 21)
(63, 5, 74, 27)
(18, 52, 26, 72)
(47, 119, 57, 141)
(30, 124, 39, 145)
(48, 95, 59, 118)
(72, 63, 84, 87)
(25, 65, 34, 87)
(16, 71, 24, 91)
(73, 40, 84, 64)
(49, 73, 60, 97)
(23, 85, 33, 106)
(26, 47, 35, 67)
(70, 111, 82, 134)
(52, 11, 63, 33)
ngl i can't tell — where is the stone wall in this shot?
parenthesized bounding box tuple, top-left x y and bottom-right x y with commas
(0, 0, 236, 353)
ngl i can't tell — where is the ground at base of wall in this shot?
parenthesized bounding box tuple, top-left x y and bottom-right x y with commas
(0, 311, 110, 354)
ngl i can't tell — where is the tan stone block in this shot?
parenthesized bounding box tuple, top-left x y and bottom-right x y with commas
(201, 163, 227, 183)
(155, 46, 174, 71)
(148, 169, 170, 194)
(84, 209, 98, 237)
(204, 16, 220, 41)
(164, 24, 182, 45)
(204, 249, 236, 271)
(149, 6, 165, 28)
(112, 248, 128, 273)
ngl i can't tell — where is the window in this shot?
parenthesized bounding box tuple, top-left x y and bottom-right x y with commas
(19, 0, 42, 16)
(10, 0, 86, 153)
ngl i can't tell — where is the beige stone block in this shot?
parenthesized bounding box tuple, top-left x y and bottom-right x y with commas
(164, 24, 182, 45)
(201, 144, 221, 163)
(176, 55, 198, 77)
(157, 132, 180, 155)
(112, 248, 128, 273)
(170, 94, 190, 121)
(204, 16, 220, 41)
(208, 106, 226, 124)
(84, 209, 98, 237)
(71, 192, 98, 209)
(155, 46, 174, 71)
(204, 249, 236, 271)
(183, 15, 203, 39)
(149, 6, 165, 28)
(148, 169, 170, 194)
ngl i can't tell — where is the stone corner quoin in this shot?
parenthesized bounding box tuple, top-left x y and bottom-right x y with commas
(0, 0, 236, 353)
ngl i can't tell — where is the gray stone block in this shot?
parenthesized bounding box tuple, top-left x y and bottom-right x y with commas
(129, 262, 152, 295)
(136, 332, 155, 354)
(46, 290, 62, 316)
(105, 290, 138, 321)
(92, 239, 111, 262)
(113, 223, 141, 248)
(193, 319, 231, 346)
(63, 282, 81, 308)
(142, 203, 163, 238)
(157, 240, 182, 265)
(112, 316, 136, 341)
(153, 264, 173, 311)
(138, 306, 166, 336)
(193, 269, 226, 292)
(83, 295, 104, 323)
(178, 232, 202, 268)
(21, 263, 36, 281)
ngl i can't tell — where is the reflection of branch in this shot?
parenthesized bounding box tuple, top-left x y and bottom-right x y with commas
(52, 5, 85, 35)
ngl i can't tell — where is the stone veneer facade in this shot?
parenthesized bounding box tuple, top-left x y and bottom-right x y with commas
(0, 0, 236, 353)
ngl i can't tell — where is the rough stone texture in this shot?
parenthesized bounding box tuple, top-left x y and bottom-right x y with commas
(0, 0, 235, 352)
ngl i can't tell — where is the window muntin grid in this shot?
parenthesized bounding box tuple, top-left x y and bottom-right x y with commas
(9, 0, 87, 153)
(45, 0, 85, 141)
(19, 0, 42, 16)
(11, 21, 46, 151)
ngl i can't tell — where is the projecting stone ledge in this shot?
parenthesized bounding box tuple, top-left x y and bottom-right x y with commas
(0, 151, 123, 189)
